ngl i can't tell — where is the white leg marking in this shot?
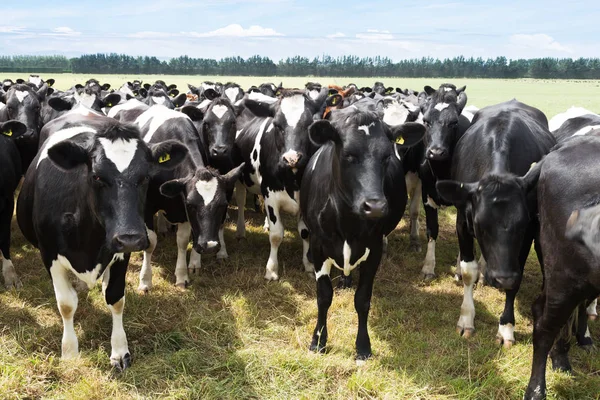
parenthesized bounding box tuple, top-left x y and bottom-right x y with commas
(156, 211, 169, 235)
(263, 216, 269, 232)
(497, 323, 515, 345)
(108, 298, 129, 368)
(235, 182, 246, 239)
(138, 227, 157, 293)
(406, 173, 422, 242)
(188, 249, 201, 272)
(477, 254, 486, 284)
(1, 251, 22, 289)
(265, 202, 283, 281)
(50, 260, 79, 359)
(298, 218, 314, 273)
(175, 223, 191, 287)
(421, 239, 436, 277)
(315, 259, 335, 281)
(587, 299, 598, 318)
(457, 260, 478, 336)
(216, 226, 229, 259)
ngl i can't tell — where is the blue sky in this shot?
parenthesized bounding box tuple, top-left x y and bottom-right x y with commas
(1, 0, 598, 60)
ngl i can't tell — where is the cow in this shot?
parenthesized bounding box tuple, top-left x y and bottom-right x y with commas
(16, 114, 187, 369)
(27, 74, 55, 89)
(302, 101, 425, 361)
(188, 81, 223, 102)
(0, 83, 50, 171)
(552, 112, 600, 143)
(305, 82, 322, 101)
(0, 120, 28, 289)
(523, 133, 600, 400)
(233, 89, 326, 280)
(548, 106, 596, 132)
(130, 104, 241, 290)
(222, 82, 245, 105)
(435, 100, 555, 345)
(372, 81, 394, 96)
(247, 82, 282, 98)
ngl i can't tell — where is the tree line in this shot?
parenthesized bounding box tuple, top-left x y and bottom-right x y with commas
(1, 54, 600, 79)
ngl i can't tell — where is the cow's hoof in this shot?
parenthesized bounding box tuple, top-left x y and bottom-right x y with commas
(524, 385, 546, 400)
(216, 252, 228, 260)
(4, 276, 23, 290)
(409, 241, 422, 253)
(264, 271, 279, 281)
(236, 234, 246, 242)
(356, 351, 372, 363)
(551, 357, 572, 374)
(454, 273, 462, 283)
(589, 314, 598, 321)
(111, 352, 132, 372)
(309, 341, 326, 354)
(137, 285, 151, 295)
(175, 281, 189, 289)
(421, 272, 436, 281)
(577, 336, 593, 350)
(457, 326, 475, 338)
(496, 336, 515, 349)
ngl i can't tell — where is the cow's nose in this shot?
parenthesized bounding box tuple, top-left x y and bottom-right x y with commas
(196, 240, 221, 255)
(211, 145, 229, 158)
(426, 147, 447, 160)
(361, 199, 388, 218)
(282, 151, 303, 167)
(112, 234, 149, 253)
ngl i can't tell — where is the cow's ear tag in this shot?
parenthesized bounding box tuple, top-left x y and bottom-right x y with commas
(395, 136, 404, 145)
(3, 129, 12, 137)
(331, 97, 338, 105)
(158, 153, 171, 163)
(530, 162, 536, 170)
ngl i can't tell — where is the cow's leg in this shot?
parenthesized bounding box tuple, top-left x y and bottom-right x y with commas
(103, 255, 131, 371)
(587, 298, 598, 320)
(235, 182, 246, 239)
(156, 211, 169, 236)
(421, 196, 439, 280)
(188, 249, 201, 275)
(575, 302, 593, 348)
(138, 225, 157, 294)
(298, 218, 314, 273)
(310, 256, 333, 354)
(456, 209, 477, 338)
(0, 198, 21, 289)
(354, 256, 380, 363)
(264, 200, 284, 281)
(476, 254, 486, 286)
(263, 216, 270, 232)
(525, 291, 579, 400)
(175, 222, 191, 288)
(50, 259, 79, 359)
(406, 173, 422, 252)
(216, 226, 228, 260)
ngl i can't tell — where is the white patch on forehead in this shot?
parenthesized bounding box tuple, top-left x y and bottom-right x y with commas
(224, 86, 240, 103)
(573, 125, 600, 137)
(29, 76, 42, 87)
(195, 177, 218, 205)
(308, 89, 320, 100)
(98, 137, 139, 173)
(248, 91, 278, 104)
(152, 96, 166, 105)
(280, 95, 305, 128)
(107, 99, 145, 118)
(15, 90, 30, 103)
(358, 122, 375, 135)
(38, 126, 97, 168)
(443, 87, 452, 92)
(198, 98, 212, 109)
(75, 92, 97, 108)
(135, 105, 189, 142)
(434, 103, 450, 112)
(211, 104, 228, 119)
(383, 101, 410, 126)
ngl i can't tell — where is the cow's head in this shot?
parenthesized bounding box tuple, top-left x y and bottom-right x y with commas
(436, 164, 541, 290)
(377, 96, 421, 127)
(309, 103, 425, 218)
(46, 122, 187, 253)
(245, 90, 322, 172)
(160, 163, 244, 254)
(258, 82, 281, 98)
(305, 82, 322, 100)
(222, 82, 244, 105)
(372, 81, 394, 96)
(145, 88, 186, 109)
(421, 84, 467, 161)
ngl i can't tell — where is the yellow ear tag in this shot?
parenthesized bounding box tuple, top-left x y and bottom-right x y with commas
(3, 129, 12, 137)
(158, 153, 171, 163)
(530, 162, 536, 170)
(395, 136, 404, 145)
(107, 103, 112, 107)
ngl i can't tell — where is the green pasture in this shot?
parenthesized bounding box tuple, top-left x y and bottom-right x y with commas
(1, 75, 600, 399)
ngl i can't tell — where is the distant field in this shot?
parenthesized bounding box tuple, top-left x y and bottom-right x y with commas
(3, 72, 600, 116)
(1, 74, 600, 399)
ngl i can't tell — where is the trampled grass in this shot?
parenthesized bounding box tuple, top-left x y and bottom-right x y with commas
(1, 76, 600, 399)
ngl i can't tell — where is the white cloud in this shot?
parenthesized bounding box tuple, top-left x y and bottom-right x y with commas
(42, 26, 81, 37)
(509, 33, 571, 53)
(326, 32, 346, 39)
(0, 26, 25, 33)
(185, 24, 283, 38)
(129, 31, 176, 39)
(356, 29, 394, 41)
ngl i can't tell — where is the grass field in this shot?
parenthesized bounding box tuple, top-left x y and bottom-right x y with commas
(1, 75, 600, 399)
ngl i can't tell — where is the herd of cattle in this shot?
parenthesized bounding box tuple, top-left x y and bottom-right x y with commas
(1, 74, 599, 399)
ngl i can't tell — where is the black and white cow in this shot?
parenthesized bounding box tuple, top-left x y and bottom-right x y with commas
(27, 74, 55, 89)
(130, 104, 239, 290)
(523, 133, 600, 400)
(0, 120, 28, 289)
(552, 110, 600, 143)
(548, 106, 597, 133)
(436, 100, 555, 344)
(233, 89, 326, 280)
(0, 83, 49, 171)
(305, 82, 322, 101)
(302, 101, 425, 361)
(16, 114, 186, 369)
(222, 82, 245, 105)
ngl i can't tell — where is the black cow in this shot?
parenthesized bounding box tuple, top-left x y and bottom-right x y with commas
(0, 120, 28, 289)
(16, 114, 186, 369)
(302, 102, 425, 361)
(523, 133, 600, 400)
(233, 89, 326, 280)
(0, 83, 49, 171)
(436, 100, 555, 344)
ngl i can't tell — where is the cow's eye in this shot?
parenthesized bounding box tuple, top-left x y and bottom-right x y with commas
(344, 153, 358, 164)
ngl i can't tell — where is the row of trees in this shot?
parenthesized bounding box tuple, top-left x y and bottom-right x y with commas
(2, 54, 600, 79)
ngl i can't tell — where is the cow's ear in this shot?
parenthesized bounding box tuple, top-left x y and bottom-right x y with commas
(101, 93, 121, 108)
(150, 140, 188, 170)
(143, 83, 151, 91)
(47, 133, 95, 170)
(203, 88, 220, 101)
(456, 85, 466, 94)
(180, 105, 204, 121)
(172, 93, 187, 108)
(223, 162, 245, 190)
(0, 89, 6, 103)
(188, 84, 199, 94)
(326, 94, 342, 108)
(45, 78, 55, 87)
(385, 87, 394, 94)
(75, 84, 84, 90)
(101, 83, 111, 91)
(48, 96, 75, 111)
(160, 178, 188, 198)
(37, 83, 49, 101)
(518, 159, 543, 194)
(0, 120, 27, 140)
(168, 89, 179, 98)
(436, 181, 477, 206)
(244, 99, 276, 118)
(168, 84, 177, 91)
(457, 91, 468, 114)
(138, 88, 148, 98)
(16, 79, 25, 84)
(309, 120, 340, 146)
(389, 122, 426, 148)
(424, 85, 436, 96)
